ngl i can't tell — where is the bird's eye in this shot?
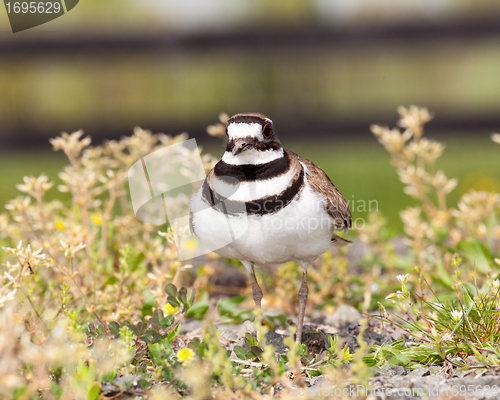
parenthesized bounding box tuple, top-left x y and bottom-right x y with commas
(225, 124, 228, 136)
(262, 123, 272, 138)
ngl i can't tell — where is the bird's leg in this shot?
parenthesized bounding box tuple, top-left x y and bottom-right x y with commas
(243, 261, 263, 308)
(296, 264, 309, 344)
(249, 269, 263, 308)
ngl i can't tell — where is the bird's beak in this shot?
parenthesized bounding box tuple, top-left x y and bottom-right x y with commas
(232, 139, 253, 156)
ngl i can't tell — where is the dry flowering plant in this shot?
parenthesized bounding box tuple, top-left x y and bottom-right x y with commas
(0, 107, 498, 398)
(0, 123, 364, 399)
(367, 106, 500, 372)
(371, 106, 499, 271)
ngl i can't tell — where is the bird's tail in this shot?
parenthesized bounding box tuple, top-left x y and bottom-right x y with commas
(331, 234, 352, 247)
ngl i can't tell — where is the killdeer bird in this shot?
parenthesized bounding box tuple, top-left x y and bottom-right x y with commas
(190, 113, 352, 342)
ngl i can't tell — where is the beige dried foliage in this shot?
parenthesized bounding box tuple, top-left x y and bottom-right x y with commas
(397, 105, 433, 141)
(371, 105, 500, 270)
(452, 191, 500, 243)
(0, 127, 219, 397)
(206, 112, 230, 138)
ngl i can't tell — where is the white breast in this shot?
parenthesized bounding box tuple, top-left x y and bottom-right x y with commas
(190, 180, 334, 265)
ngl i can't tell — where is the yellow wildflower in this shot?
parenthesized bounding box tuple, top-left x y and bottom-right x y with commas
(92, 214, 102, 225)
(343, 347, 352, 363)
(177, 348, 194, 364)
(164, 303, 178, 315)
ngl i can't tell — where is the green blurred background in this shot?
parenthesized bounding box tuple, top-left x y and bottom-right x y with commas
(1, 0, 500, 230)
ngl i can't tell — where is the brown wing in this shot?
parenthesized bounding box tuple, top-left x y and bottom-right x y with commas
(287, 150, 352, 235)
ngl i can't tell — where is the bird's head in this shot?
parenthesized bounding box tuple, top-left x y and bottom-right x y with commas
(224, 113, 282, 159)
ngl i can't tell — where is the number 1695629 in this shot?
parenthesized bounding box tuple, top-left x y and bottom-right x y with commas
(5, 2, 62, 14)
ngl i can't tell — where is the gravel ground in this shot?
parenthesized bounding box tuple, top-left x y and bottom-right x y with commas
(101, 303, 500, 399)
(180, 303, 500, 400)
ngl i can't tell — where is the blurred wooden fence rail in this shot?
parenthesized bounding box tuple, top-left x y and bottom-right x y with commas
(1, 21, 500, 147)
(3, 21, 500, 54)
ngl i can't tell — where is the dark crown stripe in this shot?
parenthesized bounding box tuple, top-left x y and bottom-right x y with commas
(214, 151, 290, 182)
(202, 168, 304, 216)
(227, 114, 270, 126)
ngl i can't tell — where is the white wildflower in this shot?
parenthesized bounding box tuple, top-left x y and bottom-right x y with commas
(59, 240, 86, 258)
(450, 310, 463, 322)
(396, 274, 409, 284)
(0, 289, 17, 308)
(395, 291, 406, 301)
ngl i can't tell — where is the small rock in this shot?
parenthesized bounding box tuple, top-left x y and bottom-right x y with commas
(365, 331, 385, 345)
(373, 365, 409, 377)
(101, 375, 144, 396)
(265, 330, 288, 355)
(179, 318, 204, 334)
(406, 366, 431, 378)
(216, 323, 240, 339)
(324, 304, 362, 331)
(220, 330, 239, 341)
(346, 322, 361, 335)
(237, 320, 257, 338)
(464, 356, 482, 367)
(390, 330, 408, 342)
(423, 374, 443, 385)
(308, 375, 334, 390)
(455, 369, 473, 378)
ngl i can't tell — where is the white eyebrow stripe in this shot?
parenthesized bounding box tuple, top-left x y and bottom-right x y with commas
(227, 123, 263, 140)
